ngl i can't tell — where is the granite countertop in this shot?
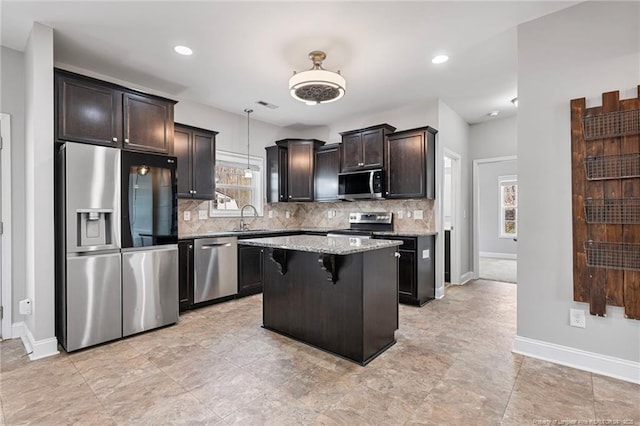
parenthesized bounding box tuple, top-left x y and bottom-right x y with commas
(179, 228, 436, 240)
(239, 235, 403, 255)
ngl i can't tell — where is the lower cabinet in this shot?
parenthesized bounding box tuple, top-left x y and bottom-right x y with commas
(377, 234, 435, 306)
(178, 240, 193, 312)
(238, 245, 264, 296)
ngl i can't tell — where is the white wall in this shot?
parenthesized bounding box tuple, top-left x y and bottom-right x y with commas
(1, 46, 26, 327)
(438, 100, 471, 277)
(470, 115, 517, 160)
(517, 1, 640, 369)
(24, 23, 57, 358)
(478, 160, 517, 256)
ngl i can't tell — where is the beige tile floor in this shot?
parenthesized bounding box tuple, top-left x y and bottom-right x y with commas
(1, 280, 638, 425)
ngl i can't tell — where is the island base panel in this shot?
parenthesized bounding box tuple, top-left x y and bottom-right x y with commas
(262, 247, 398, 365)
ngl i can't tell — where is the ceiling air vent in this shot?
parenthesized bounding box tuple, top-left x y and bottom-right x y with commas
(256, 100, 279, 109)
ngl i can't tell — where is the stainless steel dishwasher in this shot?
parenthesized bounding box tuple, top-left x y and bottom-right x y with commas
(194, 236, 238, 303)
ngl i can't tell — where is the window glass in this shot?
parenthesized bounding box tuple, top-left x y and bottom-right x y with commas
(209, 151, 263, 217)
(499, 176, 518, 238)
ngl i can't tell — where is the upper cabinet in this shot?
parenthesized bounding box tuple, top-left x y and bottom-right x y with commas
(174, 123, 217, 199)
(314, 144, 341, 202)
(339, 124, 396, 172)
(55, 69, 177, 154)
(385, 126, 437, 199)
(266, 139, 325, 202)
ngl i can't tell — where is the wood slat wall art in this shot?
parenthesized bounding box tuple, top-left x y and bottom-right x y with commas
(571, 86, 640, 320)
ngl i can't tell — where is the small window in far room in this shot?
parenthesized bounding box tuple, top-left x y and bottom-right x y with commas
(209, 151, 263, 217)
(499, 175, 518, 238)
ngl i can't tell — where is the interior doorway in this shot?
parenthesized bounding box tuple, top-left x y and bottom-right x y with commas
(1, 113, 12, 339)
(473, 156, 517, 283)
(443, 149, 461, 285)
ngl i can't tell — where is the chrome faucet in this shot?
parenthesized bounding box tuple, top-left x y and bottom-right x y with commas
(239, 204, 258, 231)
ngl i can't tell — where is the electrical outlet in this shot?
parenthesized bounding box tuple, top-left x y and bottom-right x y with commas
(328, 211, 333, 219)
(569, 308, 586, 328)
(268, 210, 274, 219)
(285, 211, 291, 219)
(414, 210, 424, 220)
(198, 210, 207, 220)
(397, 210, 404, 219)
(422, 249, 430, 259)
(183, 211, 191, 221)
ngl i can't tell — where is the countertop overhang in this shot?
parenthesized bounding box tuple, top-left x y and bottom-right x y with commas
(179, 228, 437, 240)
(239, 235, 403, 255)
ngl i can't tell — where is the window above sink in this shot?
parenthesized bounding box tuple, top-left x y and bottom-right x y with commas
(209, 150, 264, 218)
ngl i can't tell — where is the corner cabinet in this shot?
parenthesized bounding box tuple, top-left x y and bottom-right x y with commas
(314, 144, 341, 202)
(55, 69, 176, 154)
(174, 123, 217, 199)
(266, 139, 325, 202)
(339, 124, 396, 172)
(385, 126, 437, 199)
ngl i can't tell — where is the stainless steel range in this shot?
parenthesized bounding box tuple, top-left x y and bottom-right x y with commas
(327, 212, 394, 238)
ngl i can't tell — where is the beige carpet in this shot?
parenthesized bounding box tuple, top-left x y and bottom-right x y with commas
(479, 256, 517, 283)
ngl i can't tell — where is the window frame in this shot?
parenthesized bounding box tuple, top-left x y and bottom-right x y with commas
(209, 150, 264, 217)
(498, 174, 518, 239)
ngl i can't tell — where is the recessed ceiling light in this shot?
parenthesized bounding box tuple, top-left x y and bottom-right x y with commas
(173, 45, 193, 56)
(489, 111, 500, 117)
(432, 55, 449, 64)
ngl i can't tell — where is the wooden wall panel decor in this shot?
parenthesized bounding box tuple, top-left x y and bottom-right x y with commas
(571, 86, 640, 320)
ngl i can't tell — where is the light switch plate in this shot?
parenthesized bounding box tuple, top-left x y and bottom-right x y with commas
(198, 210, 207, 220)
(414, 210, 424, 220)
(328, 211, 333, 219)
(397, 210, 404, 219)
(268, 210, 274, 218)
(422, 249, 430, 259)
(183, 211, 191, 221)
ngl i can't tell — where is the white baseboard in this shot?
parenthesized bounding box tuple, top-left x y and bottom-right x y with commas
(435, 285, 445, 299)
(460, 272, 474, 284)
(12, 321, 59, 361)
(480, 251, 517, 260)
(513, 335, 640, 384)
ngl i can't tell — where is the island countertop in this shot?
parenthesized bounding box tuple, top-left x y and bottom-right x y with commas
(239, 235, 403, 255)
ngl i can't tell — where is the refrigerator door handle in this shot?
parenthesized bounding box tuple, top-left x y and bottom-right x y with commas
(121, 245, 178, 254)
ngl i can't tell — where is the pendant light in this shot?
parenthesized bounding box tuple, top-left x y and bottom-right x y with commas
(244, 108, 253, 179)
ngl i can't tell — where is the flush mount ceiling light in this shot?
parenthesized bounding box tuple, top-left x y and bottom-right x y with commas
(289, 51, 346, 105)
(173, 45, 193, 56)
(432, 54, 449, 64)
(511, 97, 518, 107)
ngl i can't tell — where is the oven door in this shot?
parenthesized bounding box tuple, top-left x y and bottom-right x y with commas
(121, 151, 178, 248)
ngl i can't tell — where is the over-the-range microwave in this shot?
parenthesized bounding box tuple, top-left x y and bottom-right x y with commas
(337, 169, 384, 200)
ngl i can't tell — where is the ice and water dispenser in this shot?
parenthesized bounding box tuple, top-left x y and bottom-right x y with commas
(76, 209, 114, 248)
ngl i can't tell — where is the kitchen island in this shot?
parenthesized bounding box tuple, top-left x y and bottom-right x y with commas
(240, 235, 402, 365)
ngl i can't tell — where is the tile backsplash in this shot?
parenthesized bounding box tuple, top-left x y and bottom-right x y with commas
(178, 198, 435, 236)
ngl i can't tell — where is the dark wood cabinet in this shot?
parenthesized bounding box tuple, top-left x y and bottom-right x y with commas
(314, 144, 340, 202)
(266, 139, 325, 202)
(174, 123, 217, 199)
(238, 245, 264, 296)
(178, 240, 193, 312)
(376, 234, 435, 306)
(385, 126, 437, 199)
(55, 69, 177, 154)
(266, 145, 288, 203)
(339, 124, 395, 172)
(123, 93, 175, 154)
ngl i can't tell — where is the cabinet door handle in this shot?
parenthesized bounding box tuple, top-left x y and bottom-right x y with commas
(193, 190, 197, 194)
(395, 252, 401, 258)
(112, 137, 118, 142)
(288, 195, 292, 199)
(124, 138, 130, 143)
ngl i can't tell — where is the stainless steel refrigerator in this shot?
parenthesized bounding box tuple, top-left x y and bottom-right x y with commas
(56, 142, 179, 352)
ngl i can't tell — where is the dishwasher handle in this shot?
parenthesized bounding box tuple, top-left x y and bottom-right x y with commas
(201, 243, 232, 249)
